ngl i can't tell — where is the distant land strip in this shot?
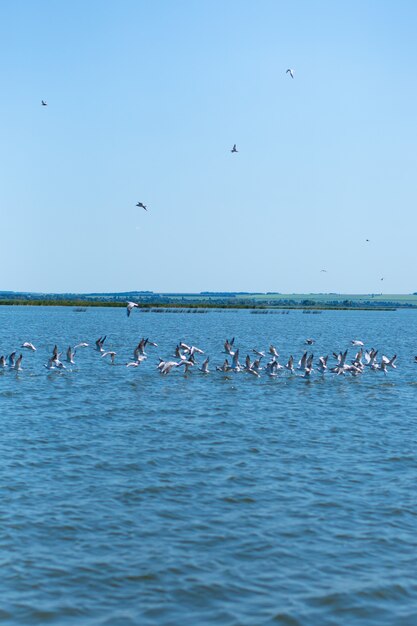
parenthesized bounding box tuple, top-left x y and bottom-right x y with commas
(1, 291, 416, 310)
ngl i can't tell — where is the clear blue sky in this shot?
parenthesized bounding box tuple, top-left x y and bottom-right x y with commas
(1, 0, 416, 294)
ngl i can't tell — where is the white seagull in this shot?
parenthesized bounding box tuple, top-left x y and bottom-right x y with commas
(21, 342, 36, 351)
(102, 351, 116, 364)
(127, 301, 140, 317)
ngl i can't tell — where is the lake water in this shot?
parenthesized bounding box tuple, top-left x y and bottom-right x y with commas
(1, 305, 417, 625)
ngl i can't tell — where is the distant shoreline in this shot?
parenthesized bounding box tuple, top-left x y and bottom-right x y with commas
(0, 299, 399, 311)
(1, 291, 416, 310)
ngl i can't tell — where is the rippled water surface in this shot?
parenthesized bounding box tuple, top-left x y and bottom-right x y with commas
(2, 306, 417, 625)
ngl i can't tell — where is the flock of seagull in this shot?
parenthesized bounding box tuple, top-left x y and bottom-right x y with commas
(0, 330, 400, 378)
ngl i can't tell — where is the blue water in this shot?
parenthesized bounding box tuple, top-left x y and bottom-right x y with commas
(1, 306, 417, 625)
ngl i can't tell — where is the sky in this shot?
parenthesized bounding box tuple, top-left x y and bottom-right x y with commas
(1, 0, 417, 294)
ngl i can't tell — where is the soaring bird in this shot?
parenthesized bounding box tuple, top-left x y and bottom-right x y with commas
(126, 301, 139, 317)
(41, 100, 47, 106)
(231, 144, 238, 153)
(102, 351, 116, 364)
(286, 69, 294, 79)
(136, 202, 147, 211)
(21, 342, 36, 351)
(95, 336, 106, 352)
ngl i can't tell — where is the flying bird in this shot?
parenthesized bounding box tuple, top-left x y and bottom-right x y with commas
(136, 202, 147, 211)
(320, 269, 327, 273)
(231, 144, 238, 153)
(21, 342, 36, 351)
(41, 100, 47, 106)
(286, 69, 294, 79)
(126, 301, 139, 317)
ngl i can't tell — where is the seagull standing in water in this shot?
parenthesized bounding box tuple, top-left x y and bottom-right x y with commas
(286, 69, 295, 79)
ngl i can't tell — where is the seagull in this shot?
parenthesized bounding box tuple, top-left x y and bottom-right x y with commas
(158, 360, 189, 375)
(366, 239, 370, 242)
(102, 351, 116, 364)
(14, 354, 23, 371)
(231, 144, 238, 153)
(134, 338, 148, 360)
(286, 69, 294, 79)
(216, 358, 230, 372)
(224, 338, 235, 356)
(41, 100, 47, 106)
(320, 269, 327, 273)
(127, 301, 139, 317)
(136, 202, 147, 211)
(285, 355, 295, 373)
(305, 338, 315, 345)
(382, 354, 397, 369)
(21, 342, 36, 351)
(351, 340, 364, 347)
(317, 356, 328, 374)
(199, 357, 210, 374)
(95, 336, 106, 352)
(44, 357, 56, 370)
(66, 346, 76, 364)
(74, 342, 89, 349)
(126, 360, 143, 368)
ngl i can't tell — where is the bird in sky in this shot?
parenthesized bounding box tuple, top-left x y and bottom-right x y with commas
(381, 277, 384, 281)
(231, 144, 238, 153)
(136, 202, 147, 211)
(366, 239, 370, 242)
(286, 69, 294, 79)
(320, 269, 327, 273)
(41, 100, 47, 106)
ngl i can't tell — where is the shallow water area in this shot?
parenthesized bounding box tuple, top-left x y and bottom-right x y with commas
(1, 306, 417, 625)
